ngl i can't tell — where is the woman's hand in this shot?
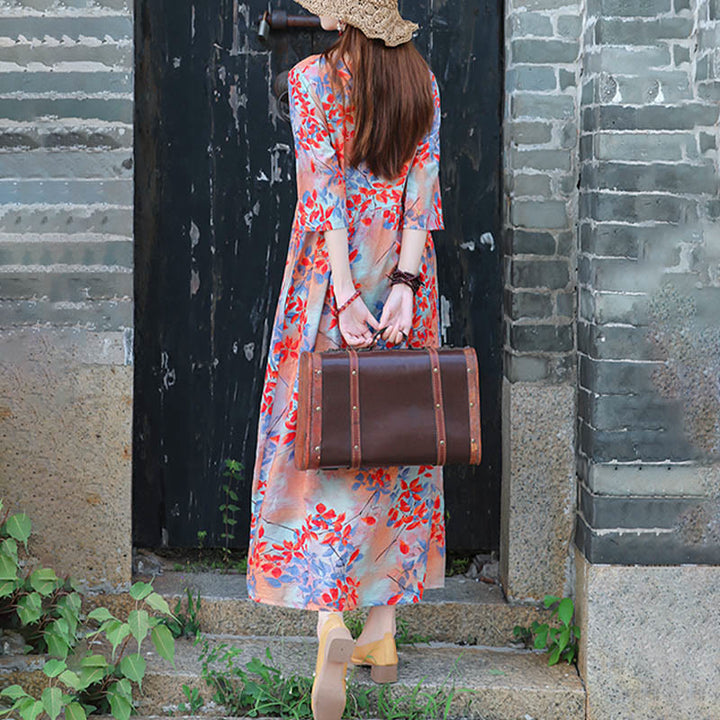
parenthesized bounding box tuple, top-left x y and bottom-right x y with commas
(337, 291, 381, 348)
(379, 284, 414, 345)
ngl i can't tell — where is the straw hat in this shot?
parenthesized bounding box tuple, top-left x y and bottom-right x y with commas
(295, 0, 419, 47)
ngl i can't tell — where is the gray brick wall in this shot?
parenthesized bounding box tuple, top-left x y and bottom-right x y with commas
(504, 0, 582, 383)
(0, 0, 133, 331)
(576, 0, 720, 563)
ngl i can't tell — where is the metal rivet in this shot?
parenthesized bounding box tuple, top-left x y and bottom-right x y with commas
(354, 444, 359, 450)
(439, 440, 445, 446)
(471, 439, 475, 444)
(436, 403, 440, 408)
(352, 405, 357, 411)
(470, 401, 474, 407)
(316, 369, 322, 375)
(433, 367, 438, 373)
(467, 367, 471, 372)
(315, 406, 321, 411)
(351, 369, 357, 375)
(314, 445, 320, 452)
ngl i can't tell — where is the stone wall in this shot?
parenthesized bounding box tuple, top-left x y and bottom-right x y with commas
(0, 0, 133, 587)
(576, 0, 720, 564)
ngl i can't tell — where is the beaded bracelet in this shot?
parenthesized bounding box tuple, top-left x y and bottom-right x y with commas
(335, 288, 361, 315)
(388, 268, 423, 294)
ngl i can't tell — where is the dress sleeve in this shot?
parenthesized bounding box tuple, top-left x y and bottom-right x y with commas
(402, 73, 444, 231)
(288, 66, 349, 233)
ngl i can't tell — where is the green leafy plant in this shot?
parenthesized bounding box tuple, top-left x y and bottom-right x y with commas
(161, 587, 202, 639)
(0, 500, 82, 658)
(394, 618, 430, 647)
(184, 636, 464, 719)
(178, 684, 204, 714)
(513, 594, 580, 665)
(0, 500, 178, 720)
(220, 460, 243, 565)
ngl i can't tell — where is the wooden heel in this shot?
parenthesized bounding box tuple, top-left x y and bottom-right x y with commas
(370, 662, 398, 684)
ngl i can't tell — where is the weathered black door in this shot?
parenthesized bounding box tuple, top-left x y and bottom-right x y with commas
(133, 0, 503, 552)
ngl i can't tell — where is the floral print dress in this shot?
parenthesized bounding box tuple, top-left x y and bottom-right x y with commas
(246, 52, 445, 611)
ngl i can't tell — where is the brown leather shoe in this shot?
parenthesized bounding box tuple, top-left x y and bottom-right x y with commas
(311, 615, 355, 720)
(350, 631, 398, 684)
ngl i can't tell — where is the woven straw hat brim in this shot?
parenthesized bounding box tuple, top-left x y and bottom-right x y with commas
(295, 0, 419, 46)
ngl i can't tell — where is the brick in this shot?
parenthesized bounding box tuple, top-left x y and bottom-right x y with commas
(615, 74, 691, 104)
(510, 121, 553, 145)
(512, 258, 571, 288)
(0, 272, 132, 301)
(511, 147, 572, 171)
(515, 0, 582, 9)
(673, 0, 691, 10)
(577, 321, 665, 360)
(583, 104, 719, 131)
(0, 99, 133, 124)
(588, 220, 634, 256)
(506, 289, 554, 319)
(556, 231, 574, 256)
(556, 291, 575, 317)
(557, 15, 582, 38)
(580, 192, 698, 224)
(578, 388, 682, 431)
(0, 16, 133, 40)
(510, 322, 574, 352)
(0, 240, 133, 267)
(505, 353, 551, 382)
(698, 82, 720, 103)
(505, 229, 556, 255)
(586, 0, 672, 16)
(699, 132, 717, 154)
(578, 286, 595, 322)
(585, 46, 672, 74)
(579, 355, 664, 394)
(0, 43, 132, 68)
(0, 128, 130, 151)
(595, 132, 694, 162)
(0, 72, 132, 95)
(594, 17, 693, 45)
(559, 68, 576, 90)
(0, 208, 132, 235)
(0, 151, 133, 179)
(510, 11, 554, 36)
(673, 45, 690, 65)
(507, 66, 557, 92)
(511, 199, 569, 229)
(0, 179, 132, 205)
(581, 78, 595, 105)
(511, 39, 580, 64)
(594, 292, 651, 325)
(512, 173, 553, 196)
(582, 162, 719, 195)
(0, 298, 133, 330)
(512, 93, 576, 119)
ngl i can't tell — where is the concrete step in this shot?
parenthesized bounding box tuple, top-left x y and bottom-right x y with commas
(91, 572, 551, 647)
(138, 634, 585, 720)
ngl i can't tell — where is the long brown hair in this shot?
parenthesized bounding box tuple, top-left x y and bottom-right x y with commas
(322, 26, 434, 180)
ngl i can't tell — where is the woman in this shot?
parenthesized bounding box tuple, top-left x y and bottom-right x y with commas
(246, 1, 445, 717)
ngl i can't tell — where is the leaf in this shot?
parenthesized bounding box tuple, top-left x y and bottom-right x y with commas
(30, 567, 59, 596)
(0, 538, 18, 561)
(0, 553, 18, 581)
(64, 702, 87, 720)
(87, 607, 116, 623)
(151, 624, 175, 666)
(58, 669, 82, 690)
(45, 631, 70, 659)
(80, 654, 109, 669)
(5, 513, 31, 545)
(548, 645, 561, 666)
(107, 692, 132, 720)
(557, 597, 574, 626)
(128, 609, 150, 647)
(144, 592, 172, 615)
(42, 659, 67, 678)
(77, 666, 106, 690)
(120, 653, 146, 687)
(0, 685, 29, 699)
(129, 581, 153, 601)
(18, 699, 43, 720)
(16, 592, 42, 625)
(0, 579, 16, 596)
(106, 621, 131, 656)
(41, 687, 63, 720)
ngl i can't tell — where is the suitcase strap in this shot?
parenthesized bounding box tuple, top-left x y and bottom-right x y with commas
(428, 347, 447, 465)
(348, 349, 362, 468)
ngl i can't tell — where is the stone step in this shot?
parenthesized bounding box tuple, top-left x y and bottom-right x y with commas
(92, 572, 552, 647)
(138, 634, 585, 720)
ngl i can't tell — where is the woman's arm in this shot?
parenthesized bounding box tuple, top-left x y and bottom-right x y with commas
(325, 227, 380, 347)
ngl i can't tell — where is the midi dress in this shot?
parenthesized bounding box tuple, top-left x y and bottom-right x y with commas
(246, 52, 446, 611)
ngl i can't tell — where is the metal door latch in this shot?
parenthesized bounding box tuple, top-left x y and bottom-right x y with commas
(258, 9, 321, 40)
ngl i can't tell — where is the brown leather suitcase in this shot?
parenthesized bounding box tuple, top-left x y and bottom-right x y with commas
(295, 346, 482, 470)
